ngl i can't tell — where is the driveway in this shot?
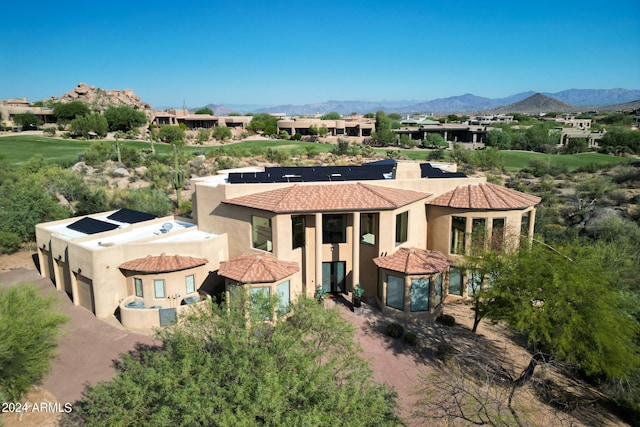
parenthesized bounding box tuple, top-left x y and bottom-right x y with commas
(0, 268, 158, 405)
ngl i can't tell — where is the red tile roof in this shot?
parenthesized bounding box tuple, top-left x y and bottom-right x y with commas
(119, 253, 208, 273)
(223, 183, 431, 213)
(218, 253, 299, 283)
(429, 183, 541, 209)
(373, 247, 450, 275)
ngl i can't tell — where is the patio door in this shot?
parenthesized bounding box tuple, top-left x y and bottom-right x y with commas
(322, 261, 346, 294)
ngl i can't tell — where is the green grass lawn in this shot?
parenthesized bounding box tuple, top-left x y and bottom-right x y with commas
(0, 135, 634, 172)
(499, 150, 634, 171)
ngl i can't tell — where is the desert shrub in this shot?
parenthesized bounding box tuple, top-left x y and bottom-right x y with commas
(179, 200, 192, 217)
(291, 133, 302, 140)
(576, 175, 613, 200)
(427, 149, 445, 161)
(42, 127, 56, 137)
(436, 314, 456, 327)
(404, 332, 418, 346)
(612, 165, 640, 185)
(525, 159, 568, 177)
(386, 323, 404, 338)
(0, 231, 21, 254)
(435, 342, 456, 361)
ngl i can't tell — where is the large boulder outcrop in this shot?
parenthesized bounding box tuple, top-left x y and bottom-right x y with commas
(53, 82, 152, 112)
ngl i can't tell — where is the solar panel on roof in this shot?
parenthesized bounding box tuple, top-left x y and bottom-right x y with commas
(106, 208, 156, 224)
(420, 163, 467, 178)
(67, 217, 120, 235)
(228, 163, 395, 184)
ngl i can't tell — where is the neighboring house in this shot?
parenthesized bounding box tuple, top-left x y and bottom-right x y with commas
(276, 117, 375, 137)
(0, 98, 55, 127)
(394, 123, 490, 144)
(36, 161, 540, 328)
(150, 109, 252, 130)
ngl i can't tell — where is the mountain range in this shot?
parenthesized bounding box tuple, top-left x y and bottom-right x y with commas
(200, 88, 640, 115)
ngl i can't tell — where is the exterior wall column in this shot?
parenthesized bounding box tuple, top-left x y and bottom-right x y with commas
(70, 272, 80, 306)
(465, 215, 473, 256)
(53, 259, 63, 291)
(37, 248, 46, 278)
(528, 208, 536, 243)
(315, 213, 322, 291)
(352, 212, 360, 290)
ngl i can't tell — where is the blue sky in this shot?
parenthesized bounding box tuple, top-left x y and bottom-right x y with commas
(2, 0, 639, 108)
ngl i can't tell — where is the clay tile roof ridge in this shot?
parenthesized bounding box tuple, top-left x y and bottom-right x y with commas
(478, 183, 503, 208)
(359, 183, 400, 208)
(272, 185, 299, 212)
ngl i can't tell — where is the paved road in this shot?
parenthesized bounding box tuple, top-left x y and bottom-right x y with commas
(0, 269, 158, 404)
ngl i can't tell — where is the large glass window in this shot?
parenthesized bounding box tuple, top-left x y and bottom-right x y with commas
(323, 214, 347, 244)
(361, 213, 377, 245)
(134, 278, 143, 297)
(468, 270, 483, 296)
(276, 280, 290, 316)
(395, 211, 408, 245)
(491, 218, 505, 251)
(451, 216, 466, 255)
(292, 216, 305, 249)
(471, 218, 487, 252)
(386, 275, 404, 311)
(410, 278, 430, 312)
(250, 286, 271, 320)
(154, 279, 165, 299)
(185, 274, 195, 294)
(434, 274, 443, 307)
(449, 267, 462, 296)
(252, 216, 273, 252)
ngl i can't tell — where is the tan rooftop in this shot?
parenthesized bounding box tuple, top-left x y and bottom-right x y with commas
(223, 183, 431, 213)
(429, 182, 541, 210)
(119, 253, 208, 273)
(218, 254, 299, 283)
(373, 247, 450, 275)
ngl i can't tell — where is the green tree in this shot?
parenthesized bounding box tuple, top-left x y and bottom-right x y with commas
(487, 243, 640, 382)
(69, 113, 108, 138)
(194, 107, 214, 115)
(484, 129, 511, 150)
(158, 125, 185, 144)
(71, 297, 399, 425)
(196, 128, 211, 144)
(213, 126, 232, 141)
(423, 133, 448, 148)
(471, 148, 504, 169)
(0, 285, 68, 401)
(247, 113, 279, 136)
(0, 175, 71, 242)
(388, 113, 403, 121)
(320, 111, 341, 120)
(600, 127, 640, 155)
(111, 188, 172, 217)
(12, 112, 43, 130)
(103, 106, 147, 132)
(52, 101, 90, 123)
(563, 137, 588, 154)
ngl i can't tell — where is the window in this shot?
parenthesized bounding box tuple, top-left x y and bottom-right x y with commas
(323, 214, 347, 244)
(386, 274, 404, 311)
(276, 280, 290, 315)
(154, 279, 165, 298)
(449, 267, 462, 296)
(491, 218, 505, 251)
(360, 213, 377, 245)
(410, 278, 430, 312)
(250, 286, 271, 320)
(292, 216, 305, 249)
(252, 216, 273, 252)
(451, 216, 466, 255)
(468, 270, 483, 296)
(434, 274, 443, 307)
(134, 278, 143, 297)
(395, 211, 408, 245)
(185, 275, 195, 294)
(521, 212, 530, 237)
(471, 218, 487, 251)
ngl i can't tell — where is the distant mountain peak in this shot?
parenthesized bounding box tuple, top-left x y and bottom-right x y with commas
(493, 93, 577, 114)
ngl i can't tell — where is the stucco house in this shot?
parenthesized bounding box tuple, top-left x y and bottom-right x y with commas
(36, 160, 540, 328)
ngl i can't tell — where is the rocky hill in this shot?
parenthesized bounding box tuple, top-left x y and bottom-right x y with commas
(491, 93, 578, 114)
(53, 82, 151, 112)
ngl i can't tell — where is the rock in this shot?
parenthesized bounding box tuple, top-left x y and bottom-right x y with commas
(134, 166, 148, 176)
(112, 167, 130, 177)
(54, 82, 151, 113)
(72, 162, 94, 175)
